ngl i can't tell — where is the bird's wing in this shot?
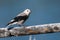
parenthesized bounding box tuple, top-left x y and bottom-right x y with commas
(8, 14, 27, 24)
(14, 15, 28, 21)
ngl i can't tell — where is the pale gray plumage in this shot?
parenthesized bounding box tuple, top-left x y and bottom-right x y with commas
(6, 9, 31, 27)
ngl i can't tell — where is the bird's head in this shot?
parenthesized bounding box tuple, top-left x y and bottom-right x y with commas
(24, 9, 31, 15)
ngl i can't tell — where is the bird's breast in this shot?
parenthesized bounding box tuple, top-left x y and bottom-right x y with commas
(17, 20, 24, 25)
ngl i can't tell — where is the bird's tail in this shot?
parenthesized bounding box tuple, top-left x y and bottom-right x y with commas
(5, 24, 14, 30)
(6, 22, 13, 28)
(6, 23, 11, 28)
(6, 20, 17, 28)
(6, 20, 16, 26)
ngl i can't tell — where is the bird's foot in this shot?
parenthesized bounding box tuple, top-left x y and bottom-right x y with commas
(18, 25, 28, 27)
(23, 25, 29, 27)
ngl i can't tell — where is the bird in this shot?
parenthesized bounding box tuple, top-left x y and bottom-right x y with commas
(6, 9, 31, 27)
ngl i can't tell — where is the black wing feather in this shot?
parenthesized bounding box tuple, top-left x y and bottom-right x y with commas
(14, 15, 28, 22)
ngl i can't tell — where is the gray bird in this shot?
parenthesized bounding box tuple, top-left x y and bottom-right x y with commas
(6, 9, 31, 27)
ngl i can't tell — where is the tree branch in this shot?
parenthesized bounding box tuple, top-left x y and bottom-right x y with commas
(0, 23, 60, 38)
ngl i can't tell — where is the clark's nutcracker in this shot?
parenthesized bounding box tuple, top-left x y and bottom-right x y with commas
(6, 9, 31, 27)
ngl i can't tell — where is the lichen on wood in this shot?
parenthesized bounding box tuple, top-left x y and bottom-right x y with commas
(0, 23, 60, 38)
